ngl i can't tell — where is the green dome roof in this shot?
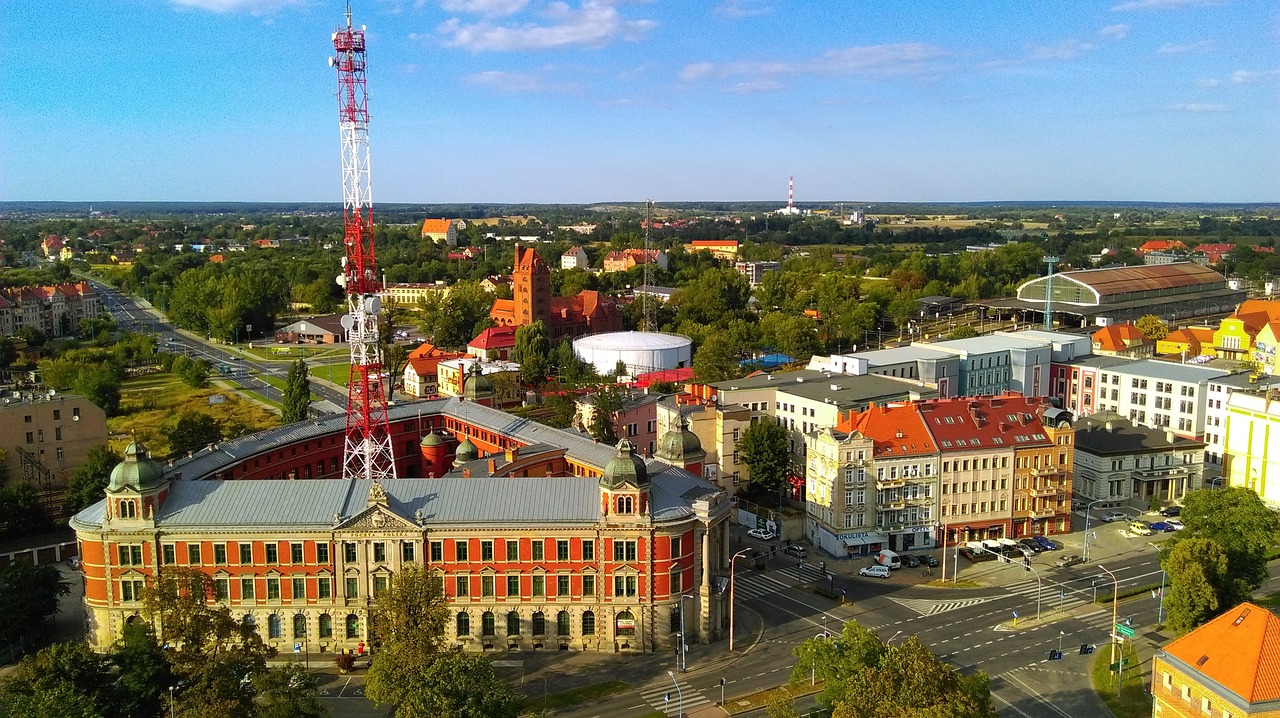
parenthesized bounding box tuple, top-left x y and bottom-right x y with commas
(420, 432, 444, 447)
(600, 439, 648, 490)
(656, 417, 704, 463)
(454, 436, 479, 467)
(462, 363, 494, 400)
(107, 441, 166, 493)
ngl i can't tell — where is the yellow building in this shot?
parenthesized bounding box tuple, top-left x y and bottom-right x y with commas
(1156, 327, 1215, 358)
(378, 282, 451, 307)
(1223, 388, 1280, 506)
(1213, 300, 1280, 363)
(1152, 602, 1280, 717)
(1252, 320, 1280, 375)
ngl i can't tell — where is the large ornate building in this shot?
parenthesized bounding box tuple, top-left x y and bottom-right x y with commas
(489, 245, 622, 342)
(71, 398, 732, 657)
(0, 281, 102, 339)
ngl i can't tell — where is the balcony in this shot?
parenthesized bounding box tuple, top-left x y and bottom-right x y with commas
(876, 478, 906, 490)
(879, 501, 906, 512)
(1030, 487, 1061, 498)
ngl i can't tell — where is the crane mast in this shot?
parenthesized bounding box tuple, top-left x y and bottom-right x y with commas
(331, 2, 396, 482)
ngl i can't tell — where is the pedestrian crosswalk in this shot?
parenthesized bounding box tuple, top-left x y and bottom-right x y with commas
(730, 564, 830, 602)
(1004, 577, 1094, 614)
(894, 596, 997, 616)
(636, 676, 713, 716)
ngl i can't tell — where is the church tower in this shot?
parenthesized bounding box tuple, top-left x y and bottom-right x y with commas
(512, 244, 551, 326)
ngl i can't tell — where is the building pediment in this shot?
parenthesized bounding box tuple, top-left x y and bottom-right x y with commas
(335, 505, 419, 532)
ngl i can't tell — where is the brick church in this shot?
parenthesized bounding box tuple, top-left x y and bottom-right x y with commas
(489, 245, 622, 341)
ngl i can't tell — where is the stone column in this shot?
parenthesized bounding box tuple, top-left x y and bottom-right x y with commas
(700, 527, 711, 644)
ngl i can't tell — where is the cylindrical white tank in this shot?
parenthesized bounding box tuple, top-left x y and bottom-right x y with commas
(573, 331, 693, 376)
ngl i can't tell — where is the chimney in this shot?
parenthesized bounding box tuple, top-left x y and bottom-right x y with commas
(463, 468, 472, 478)
(998, 421, 1008, 433)
(487, 458, 497, 474)
(505, 447, 516, 462)
(1165, 429, 1175, 444)
(1105, 420, 1114, 432)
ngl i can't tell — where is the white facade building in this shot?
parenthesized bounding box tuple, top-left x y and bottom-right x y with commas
(1090, 360, 1228, 439)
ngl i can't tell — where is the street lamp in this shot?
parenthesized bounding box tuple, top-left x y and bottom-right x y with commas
(678, 593, 695, 671)
(1097, 564, 1121, 696)
(1082, 498, 1109, 562)
(729, 548, 752, 652)
(667, 670, 683, 718)
(169, 685, 176, 718)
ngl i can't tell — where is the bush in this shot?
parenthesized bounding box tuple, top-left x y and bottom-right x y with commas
(335, 653, 356, 673)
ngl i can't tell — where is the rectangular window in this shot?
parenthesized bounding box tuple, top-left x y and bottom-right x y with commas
(454, 575, 469, 597)
(214, 544, 227, 565)
(557, 574, 570, 596)
(613, 575, 637, 596)
(316, 543, 329, 563)
(291, 543, 304, 564)
(344, 542, 357, 563)
(531, 541, 544, 561)
(532, 575, 545, 597)
(265, 544, 278, 564)
(215, 578, 229, 601)
(187, 544, 201, 564)
(612, 541, 638, 561)
(507, 574, 520, 596)
(481, 575, 495, 597)
(118, 544, 142, 566)
(163, 544, 176, 565)
(401, 542, 415, 562)
(373, 542, 387, 562)
(506, 540, 519, 561)
(240, 578, 255, 599)
(583, 575, 596, 596)
(239, 543, 252, 564)
(557, 540, 570, 561)
(431, 541, 443, 563)
(55, 427, 62, 441)
(374, 576, 388, 597)
(670, 570, 681, 594)
(267, 578, 280, 600)
(481, 540, 494, 562)
(670, 536, 681, 557)
(121, 579, 145, 602)
(292, 577, 305, 600)
(455, 540, 469, 562)
(317, 577, 331, 599)
(582, 540, 594, 561)
(346, 577, 359, 597)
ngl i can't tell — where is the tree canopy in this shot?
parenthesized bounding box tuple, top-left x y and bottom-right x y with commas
(1163, 538, 1233, 635)
(281, 359, 311, 424)
(1163, 487, 1279, 602)
(738, 420, 793, 492)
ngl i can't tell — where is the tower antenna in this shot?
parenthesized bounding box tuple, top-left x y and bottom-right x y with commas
(788, 176, 794, 212)
(642, 199, 654, 332)
(1042, 255, 1059, 331)
(331, 2, 396, 481)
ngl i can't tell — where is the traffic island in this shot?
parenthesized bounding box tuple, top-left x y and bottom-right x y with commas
(1089, 641, 1151, 718)
(724, 683, 823, 716)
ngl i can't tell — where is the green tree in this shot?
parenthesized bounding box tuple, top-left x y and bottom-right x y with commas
(766, 688, 801, 718)
(74, 366, 122, 416)
(166, 412, 223, 458)
(693, 333, 740, 383)
(281, 359, 311, 424)
(64, 444, 123, 515)
(948, 325, 979, 340)
(391, 652, 521, 718)
(1163, 487, 1280, 602)
(585, 387, 623, 445)
(759, 312, 818, 360)
(365, 564, 452, 717)
(1135, 314, 1169, 341)
(253, 663, 328, 718)
(0, 641, 111, 717)
(513, 321, 552, 386)
(173, 356, 211, 389)
(418, 281, 493, 349)
(738, 420, 792, 492)
(0, 337, 16, 369)
(109, 623, 173, 718)
(0, 564, 71, 657)
(833, 635, 995, 718)
(671, 268, 753, 327)
(790, 621, 886, 709)
(1163, 538, 1233, 635)
(16, 326, 46, 348)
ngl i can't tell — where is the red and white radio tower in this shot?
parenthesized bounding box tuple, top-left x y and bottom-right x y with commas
(330, 2, 396, 482)
(787, 176, 794, 212)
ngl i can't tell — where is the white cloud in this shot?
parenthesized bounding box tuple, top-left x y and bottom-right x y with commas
(437, 1, 656, 51)
(714, 0, 773, 18)
(1196, 78, 1221, 87)
(1157, 40, 1213, 54)
(1098, 24, 1130, 40)
(1166, 102, 1228, 112)
(680, 43, 947, 82)
(169, 0, 303, 12)
(465, 69, 579, 92)
(981, 39, 1094, 69)
(1111, 0, 1221, 10)
(723, 80, 784, 94)
(440, 0, 528, 16)
(1231, 69, 1280, 84)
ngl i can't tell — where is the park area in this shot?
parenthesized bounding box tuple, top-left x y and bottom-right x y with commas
(107, 372, 279, 459)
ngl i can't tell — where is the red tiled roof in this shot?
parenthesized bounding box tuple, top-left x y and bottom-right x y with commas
(689, 240, 739, 248)
(1058, 263, 1224, 297)
(1235, 300, 1280, 323)
(1137, 239, 1186, 253)
(1163, 602, 1280, 704)
(836, 402, 936, 458)
(1091, 323, 1150, 352)
(917, 396, 1054, 452)
(421, 219, 453, 234)
(468, 326, 517, 350)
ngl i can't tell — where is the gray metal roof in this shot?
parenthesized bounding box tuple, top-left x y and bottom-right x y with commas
(1207, 372, 1280, 390)
(1074, 412, 1206, 455)
(845, 345, 950, 365)
(926, 335, 1047, 355)
(1062, 355, 1134, 370)
(775, 373, 934, 408)
(1109, 359, 1230, 384)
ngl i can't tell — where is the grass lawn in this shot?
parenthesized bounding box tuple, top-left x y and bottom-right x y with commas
(519, 680, 630, 715)
(1090, 641, 1151, 718)
(309, 362, 352, 387)
(233, 345, 350, 362)
(256, 372, 320, 401)
(725, 683, 823, 715)
(109, 373, 280, 458)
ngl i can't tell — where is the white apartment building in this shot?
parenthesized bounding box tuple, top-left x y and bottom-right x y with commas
(1090, 360, 1228, 439)
(1203, 373, 1280, 473)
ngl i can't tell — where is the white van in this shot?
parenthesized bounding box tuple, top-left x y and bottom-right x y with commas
(875, 549, 902, 569)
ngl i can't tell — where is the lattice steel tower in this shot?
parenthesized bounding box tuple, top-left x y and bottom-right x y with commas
(330, 2, 396, 481)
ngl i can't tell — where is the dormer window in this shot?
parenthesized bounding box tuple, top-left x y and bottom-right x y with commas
(119, 500, 137, 519)
(617, 495, 634, 514)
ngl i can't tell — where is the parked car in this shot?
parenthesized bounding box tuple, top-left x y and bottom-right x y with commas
(859, 564, 891, 579)
(875, 549, 902, 569)
(1160, 505, 1182, 517)
(900, 554, 921, 568)
(1031, 536, 1060, 551)
(1148, 521, 1176, 532)
(1100, 511, 1128, 523)
(1166, 519, 1184, 530)
(1128, 521, 1153, 536)
(919, 555, 940, 568)
(1054, 554, 1084, 568)
(784, 545, 807, 558)
(747, 528, 776, 541)
(1019, 538, 1044, 553)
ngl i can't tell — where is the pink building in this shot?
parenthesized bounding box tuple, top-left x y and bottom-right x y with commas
(574, 392, 664, 457)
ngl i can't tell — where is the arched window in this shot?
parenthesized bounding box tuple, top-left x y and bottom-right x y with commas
(481, 611, 496, 637)
(615, 610, 635, 636)
(506, 611, 520, 636)
(345, 614, 360, 639)
(670, 609, 681, 634)
(532, 611, 546, 636)
(556, 611, 570, 636)
(241, 614, 256, 633)
(617, 496, 633, 513)
(319, 614, 332, 639)
(268, 614, 282, 639)
(120, 500, 136, 519)
(582, 611, 596, 635)
(455, 612, 470, 637)
(293, 614, 307, 639)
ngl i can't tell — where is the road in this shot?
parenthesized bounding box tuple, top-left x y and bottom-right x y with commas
(86, 279, 350, 412)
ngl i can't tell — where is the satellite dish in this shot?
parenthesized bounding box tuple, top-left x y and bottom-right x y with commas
(327, 57, 335, 67)
(340, 315, 355, 331)
(365, 295, 382, 315)
(340, 256, 348, 267)
(335, 274, 346, 288)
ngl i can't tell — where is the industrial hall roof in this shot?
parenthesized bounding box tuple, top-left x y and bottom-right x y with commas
(1052, 263, 1225, 298)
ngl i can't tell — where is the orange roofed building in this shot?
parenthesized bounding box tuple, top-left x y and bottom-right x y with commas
(490, 245, 622, 342)
(1092, 323, 1154, 358)
(1153, 602, 1280, 717)
(684, 240, 739, 260)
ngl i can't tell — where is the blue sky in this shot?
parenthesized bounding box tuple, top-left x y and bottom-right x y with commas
(2, 0, 1277, 203)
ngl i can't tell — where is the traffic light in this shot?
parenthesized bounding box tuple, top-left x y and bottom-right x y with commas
(1080, 644, 1095, 655)
(1049, 650, 1063, 660)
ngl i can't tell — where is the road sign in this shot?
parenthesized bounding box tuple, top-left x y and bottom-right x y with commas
(1109, 659, 1133, 671)
(293, 642, 301, 653)
(1114, 623, 1135, 638)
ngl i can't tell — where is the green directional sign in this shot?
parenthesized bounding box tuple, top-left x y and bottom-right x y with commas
(1114, 623, 1135, 638)
(1109, 659, 1134, 671)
